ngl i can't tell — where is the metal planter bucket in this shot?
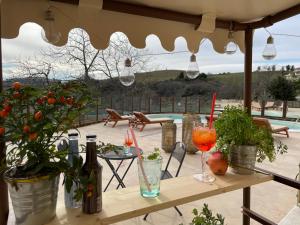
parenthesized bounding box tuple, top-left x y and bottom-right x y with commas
(4, 171, 60, 225)
(229, 145, 257, 175)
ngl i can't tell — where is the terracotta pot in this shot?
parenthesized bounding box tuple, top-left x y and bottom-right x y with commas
(207, 151, 228, 175)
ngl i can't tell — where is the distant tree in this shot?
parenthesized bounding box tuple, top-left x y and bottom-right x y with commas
(268, 76, 297, 118)
(253, 73, 273, 116)
(176, 72, 185, 80)
(47, 29, 152, 81)
(151, 81, 184, 97)
(175, 71, 206, 81)
(257, 66, 261, 72)
(294, 79, 300, 94)
(267, 66, 271, 71)
(14, 57, 56, 87)
(198, 73, 207, 80)
(291, 65, 295, 71)
(281, 66, 285, 76)
(271, 65, 276, 71)
(286, 65, 291, 71)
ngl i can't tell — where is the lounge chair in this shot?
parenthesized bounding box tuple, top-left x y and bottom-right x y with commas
(104, 108, 132, 127)
(133, 111, 174, 131)
(252, 102, 262, 111)
(274, 101, 284, 111)
(264, 101, 276, 110)
(253, 117, 289, 138)
(205, 115, 218, 122)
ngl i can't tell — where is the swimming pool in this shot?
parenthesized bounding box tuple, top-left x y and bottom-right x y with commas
(147, 113, 300, 132)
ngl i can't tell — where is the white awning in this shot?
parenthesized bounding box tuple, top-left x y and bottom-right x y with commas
(2, 0, 300, 53)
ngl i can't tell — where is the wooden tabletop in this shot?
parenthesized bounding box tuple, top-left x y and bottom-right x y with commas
(47, 172, 272, 225)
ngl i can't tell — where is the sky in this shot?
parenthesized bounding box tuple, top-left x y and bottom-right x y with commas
(2, 14, 300, 79)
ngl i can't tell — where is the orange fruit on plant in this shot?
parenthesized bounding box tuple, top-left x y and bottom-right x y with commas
(87, 184, 94, 191)
(4, 105, 12, 113)
(12, 82, 21, 90)
(23, 125, 30, 133)
(66, 97, 74, 105)
(34, 111, 43, 121)
(36, 98, 44, 105)
(29, 132, 38, 141)
(47, 98, 56, 105)
(0, 127, 5, 136)
(47, 91, 54, 97)
(13, 91, 21, 99)
(0, 110, 8, 118)
(59, 96, 65, 103)
(42, 96, 48, 101)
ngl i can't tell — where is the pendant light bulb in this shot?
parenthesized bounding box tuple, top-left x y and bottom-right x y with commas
(224, 32, 237, 55)
(262, 36, 276, 60)
(119, 58, 135, 86)
(41, 8, 61, 44)
(186, 53, 199, 79)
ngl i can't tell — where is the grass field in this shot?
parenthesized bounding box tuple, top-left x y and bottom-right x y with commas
(135, 70, 282, 83)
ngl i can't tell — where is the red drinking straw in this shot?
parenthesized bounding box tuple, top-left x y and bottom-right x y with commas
(129, 127, 151, 192)
(209, 93, 217, 129)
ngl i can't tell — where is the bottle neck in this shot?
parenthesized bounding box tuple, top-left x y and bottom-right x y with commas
(86, 142, 97, 164)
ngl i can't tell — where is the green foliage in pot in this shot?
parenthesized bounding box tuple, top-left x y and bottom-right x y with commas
(0, 81, 91, 178)
(180, 204, 225, 225)
(214, 106, 287, 162)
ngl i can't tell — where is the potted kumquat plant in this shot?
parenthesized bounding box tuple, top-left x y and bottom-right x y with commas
(0, 81, 90, 225)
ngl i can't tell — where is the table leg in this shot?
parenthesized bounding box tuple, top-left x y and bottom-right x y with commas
(104, 159, 124, 192)
(105, 159, 126, 190)
(116, 158, 135, 189)
(243, 187, 251, 225)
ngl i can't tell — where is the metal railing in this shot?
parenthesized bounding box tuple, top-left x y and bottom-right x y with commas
(241, 167, 300, 225)
(75, 96, 300, 127)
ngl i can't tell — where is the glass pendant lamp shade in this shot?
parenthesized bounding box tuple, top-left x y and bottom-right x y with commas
(41, 9, 61, 44)
(262, 36, 276, 60)
(224, 32, 237, 55)
(186, 54, 199, 79)
(119, 58, 135, 86)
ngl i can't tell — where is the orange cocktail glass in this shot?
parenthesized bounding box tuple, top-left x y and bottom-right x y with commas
(192, 125, 216, 182)
(124, 132, 133, 155)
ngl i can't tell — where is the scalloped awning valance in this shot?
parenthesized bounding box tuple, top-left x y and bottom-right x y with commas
(1, 0, 300, 53)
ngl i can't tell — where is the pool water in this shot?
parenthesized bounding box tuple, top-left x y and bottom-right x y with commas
(147, 113, 300, 132)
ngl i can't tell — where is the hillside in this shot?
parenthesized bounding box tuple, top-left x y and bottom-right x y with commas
(134, 70, 282, 84)
(4, 70, 284, 100)
(135, 70, 182, 83)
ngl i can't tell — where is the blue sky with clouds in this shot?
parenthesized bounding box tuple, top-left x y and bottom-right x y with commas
(2, 14, 300, 78)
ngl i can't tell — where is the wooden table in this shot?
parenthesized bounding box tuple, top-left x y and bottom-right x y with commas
(47, 172, 272, 225)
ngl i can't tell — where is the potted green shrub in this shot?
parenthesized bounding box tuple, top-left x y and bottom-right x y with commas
(0, 82, 90, 225)
(180, 204, 225, 225)
(214, 106, 287, 174)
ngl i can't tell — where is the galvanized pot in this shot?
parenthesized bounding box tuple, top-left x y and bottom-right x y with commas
(4, 171, 60, 225)
(229, 145, 257, 175)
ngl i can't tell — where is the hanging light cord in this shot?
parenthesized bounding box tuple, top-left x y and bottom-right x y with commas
(47, 5, 208, 57)
(264, 27, 300, 38)
(36, 5, 300, 57)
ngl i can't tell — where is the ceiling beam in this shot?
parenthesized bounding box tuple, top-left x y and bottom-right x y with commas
(102, 0, 246, 31)
(50, 0, 300, 31)
(50, 0, 79, 5)
(102, 0, 300, 31)
(248, 4, 300, 29)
